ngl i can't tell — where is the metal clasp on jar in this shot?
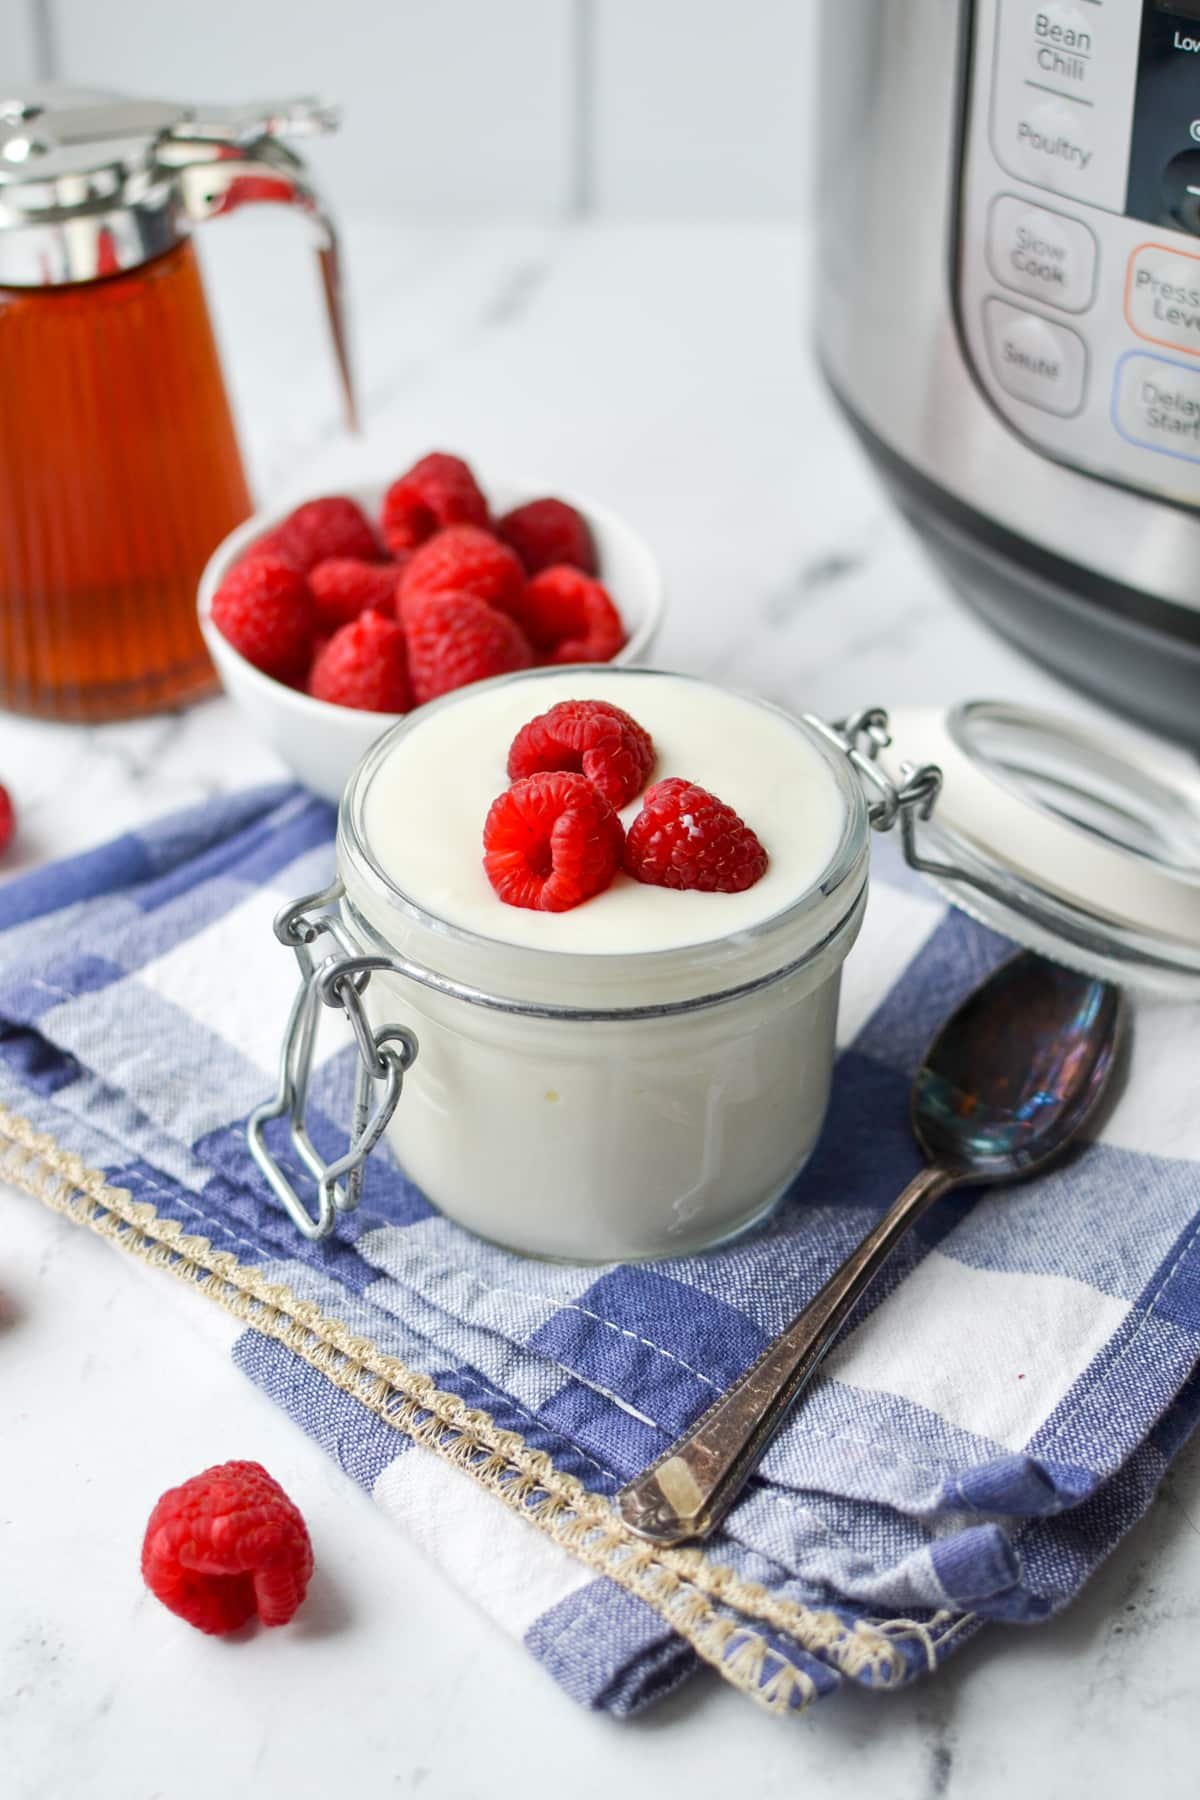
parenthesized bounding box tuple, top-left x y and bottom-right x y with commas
(247, 879, 417, 1241)
(803, 707, 943, 839)
(812, 705, 1070, 922)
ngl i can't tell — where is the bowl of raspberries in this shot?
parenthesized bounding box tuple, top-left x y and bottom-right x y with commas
(198, 451, 663, 803)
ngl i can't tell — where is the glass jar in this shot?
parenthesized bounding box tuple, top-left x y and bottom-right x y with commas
(251, 686, 1200, 1261)
(252, 670, 870, 1262)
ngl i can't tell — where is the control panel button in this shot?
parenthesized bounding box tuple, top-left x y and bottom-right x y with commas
(1030, 4, 1095, 93)
(989, 0, 1143, 211)
(1126, 243, 1200, 356)
(988, 194, 1098, 311)
(983, 296, 1088, 414)
(1113, 351, 1200, 462)
(1012, 97, 1098, 189)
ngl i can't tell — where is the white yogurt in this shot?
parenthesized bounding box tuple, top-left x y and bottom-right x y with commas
(340, 668, 868, 1261)
(362, 668, 847, 958)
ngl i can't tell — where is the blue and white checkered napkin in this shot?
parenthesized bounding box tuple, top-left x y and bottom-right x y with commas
(4, 784, 1200, 1714)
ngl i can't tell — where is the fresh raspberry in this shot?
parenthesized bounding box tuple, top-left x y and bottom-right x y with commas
(407, 593, 533, 704)
(309, 558, 405, 631)
(380, 453, 490, 554)
(483, 771, 624, 912)
(497, 498, 597, 576)
(397, 525, 525, 624)
(506, 699, 654, 810)
(211, 555, 316, 686)
(0, 786, 15, 855)
(141, 1460, 313, 1635)
(257, 496, 381, 572)
(309, 611, 413, 712)
(514, 566, 626, 665)
(624, 778, 768, 894)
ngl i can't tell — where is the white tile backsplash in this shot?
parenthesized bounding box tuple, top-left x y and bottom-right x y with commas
(42, 0, 577, 217)
(590, 0, 818, 218)
(17, 0, 820, 218)
(3, 0, 40, 81)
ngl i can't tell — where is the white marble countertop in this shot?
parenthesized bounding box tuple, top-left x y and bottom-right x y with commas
(3, 221, 1198, 1798)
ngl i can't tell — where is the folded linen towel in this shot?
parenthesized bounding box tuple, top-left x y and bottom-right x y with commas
(4, 784, 1199, 1715)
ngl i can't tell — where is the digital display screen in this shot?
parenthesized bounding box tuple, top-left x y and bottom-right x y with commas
(1157, 2, 1200, 19)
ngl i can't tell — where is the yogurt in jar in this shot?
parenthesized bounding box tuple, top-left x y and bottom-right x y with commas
(339, 667, 868, 1261)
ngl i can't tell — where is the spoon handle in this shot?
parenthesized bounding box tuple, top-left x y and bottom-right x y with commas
(615, 1163, 959, 1546)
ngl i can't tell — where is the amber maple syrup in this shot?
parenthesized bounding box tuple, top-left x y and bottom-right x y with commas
(0, 239, 252, 720)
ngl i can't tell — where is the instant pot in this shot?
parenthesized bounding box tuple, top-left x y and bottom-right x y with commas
(815, 0, 1200, 743)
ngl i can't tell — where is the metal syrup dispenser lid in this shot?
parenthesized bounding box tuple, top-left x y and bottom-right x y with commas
(872, 701, 1200, 996)
(0, 85, 356, 424)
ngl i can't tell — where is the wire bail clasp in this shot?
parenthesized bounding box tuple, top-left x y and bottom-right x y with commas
(812, 704, 1045, 918)
(247, 879, 417, 1241)
(804, 706, 943, 866)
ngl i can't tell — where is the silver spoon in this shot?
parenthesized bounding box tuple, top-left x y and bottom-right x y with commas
(616, 950, 1126, 1547)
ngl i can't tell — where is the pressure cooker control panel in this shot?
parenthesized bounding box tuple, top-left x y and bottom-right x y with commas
(959, 0, 1200, 505)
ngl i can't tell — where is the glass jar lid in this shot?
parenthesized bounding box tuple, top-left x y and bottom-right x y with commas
(874, 700, 1200, 996)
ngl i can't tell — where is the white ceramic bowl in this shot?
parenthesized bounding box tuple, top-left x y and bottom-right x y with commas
(198, 478, 664, 805)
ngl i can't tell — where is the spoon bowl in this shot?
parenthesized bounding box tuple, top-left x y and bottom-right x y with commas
(913, 953, 1125, 1181)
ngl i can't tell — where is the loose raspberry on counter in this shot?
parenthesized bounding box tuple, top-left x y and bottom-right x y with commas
(484, 771, 624, 912)
(497, 497, 597, 577)
(309, 612, 412, 712)
(514, 566, 626, 665)
(507, 698, 654, 810)
(211, 555, 316, 687)
(407, 592, 533, 704)
(309, 557, 405, 631)
(381, 452, 490, 554)
(624, 778, 768, 894)
(141, 1460, 313, 1635)
(257, 495, 382, 572)
(397, 525, 526, 624)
